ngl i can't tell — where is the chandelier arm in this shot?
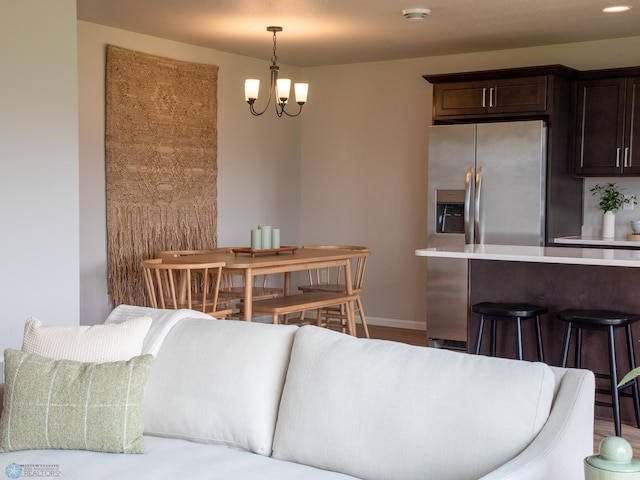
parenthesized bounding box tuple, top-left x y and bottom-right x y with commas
(279, 103, 304, 117)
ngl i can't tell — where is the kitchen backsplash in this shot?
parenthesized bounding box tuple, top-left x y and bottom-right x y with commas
(582, 178, 640, 237)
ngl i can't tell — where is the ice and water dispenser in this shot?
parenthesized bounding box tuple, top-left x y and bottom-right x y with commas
(435, 190, 465, 234)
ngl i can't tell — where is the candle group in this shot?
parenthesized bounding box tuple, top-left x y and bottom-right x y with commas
(251, 225, 281, 250)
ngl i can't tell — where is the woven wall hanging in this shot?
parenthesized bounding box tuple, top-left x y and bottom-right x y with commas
(105, 45, 218, 307)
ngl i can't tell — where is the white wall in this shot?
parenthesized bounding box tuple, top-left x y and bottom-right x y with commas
(78, 22, 302, 324)
(0, 1, 79, 351)
(300, 59, 430, 328)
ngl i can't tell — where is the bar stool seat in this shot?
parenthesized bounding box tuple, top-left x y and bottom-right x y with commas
(472, 302, 547, 362)
(558, 309, 640, 437)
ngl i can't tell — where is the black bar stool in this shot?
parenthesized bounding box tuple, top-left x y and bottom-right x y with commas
(472, 302, 547, 361)
(558, 309, 640, 437)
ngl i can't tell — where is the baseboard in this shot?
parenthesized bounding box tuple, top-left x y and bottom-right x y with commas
(365, 316, 426, 331)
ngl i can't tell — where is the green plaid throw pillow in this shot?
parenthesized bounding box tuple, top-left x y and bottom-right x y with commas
(0, 349, 153, 453)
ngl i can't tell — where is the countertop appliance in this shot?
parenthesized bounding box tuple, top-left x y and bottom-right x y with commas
(426, 120, 546, 349)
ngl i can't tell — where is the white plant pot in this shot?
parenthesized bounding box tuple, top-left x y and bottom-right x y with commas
(602, 211, 616, 238)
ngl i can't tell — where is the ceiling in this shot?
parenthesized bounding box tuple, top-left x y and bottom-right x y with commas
(76, 0, 640, 67)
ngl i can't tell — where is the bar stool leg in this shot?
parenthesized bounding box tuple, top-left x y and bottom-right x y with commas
(625, 323, 640, 428)
(576, 328, 583, 369)
(607, 325, 622, 437)
(515, 317, 523, 361)
(535, 315, 545, 362)
(490, 318, 497, 357)
(474, 314, 485, 355)
(561, 322, 572, 368)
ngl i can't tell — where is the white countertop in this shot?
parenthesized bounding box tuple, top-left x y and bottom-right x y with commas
(554, 235, 640, 248)
(415, 244, 640, 267)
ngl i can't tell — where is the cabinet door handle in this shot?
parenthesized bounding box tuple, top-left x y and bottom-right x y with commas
(489, 87, 495, 108)
(482, 88, 487, 108)
(625, 147, 630, 167)
(490, 87, 496, 107)
(616, 148, 621, 168)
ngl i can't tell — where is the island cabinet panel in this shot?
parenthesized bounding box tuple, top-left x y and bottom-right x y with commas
(574, 69, 640, 176)
(433, 76, 547, 118)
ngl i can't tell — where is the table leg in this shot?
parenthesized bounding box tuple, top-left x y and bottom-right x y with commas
(284, 272, 291, 295)
(243, 268, 253, 321)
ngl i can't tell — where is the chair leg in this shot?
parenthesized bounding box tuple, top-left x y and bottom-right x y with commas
(535, 315, 545, 363)
(356, 296, 370, 339)
(561, 322, 572, 368)
(625, 323, 640, 428)
(515, 317, 523, 361)
(345, 300, 356, 336)
(474, 314, 485, 355)
(607, 325, 622, 437)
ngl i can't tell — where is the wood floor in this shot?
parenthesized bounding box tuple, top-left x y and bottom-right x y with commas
(363, 324, 640, 454)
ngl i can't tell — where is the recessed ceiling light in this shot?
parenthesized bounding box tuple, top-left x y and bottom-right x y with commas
(602, 5, 632, 13)
(402, 8, 431, 21)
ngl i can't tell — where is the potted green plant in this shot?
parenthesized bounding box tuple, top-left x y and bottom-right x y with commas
(590, 183, 637, 238)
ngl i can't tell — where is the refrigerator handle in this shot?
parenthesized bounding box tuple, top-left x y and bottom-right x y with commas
(474, 166, 483, 244)
(464, 166, 473, 244)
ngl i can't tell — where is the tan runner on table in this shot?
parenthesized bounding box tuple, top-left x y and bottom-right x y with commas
(105, 45, 218, 307)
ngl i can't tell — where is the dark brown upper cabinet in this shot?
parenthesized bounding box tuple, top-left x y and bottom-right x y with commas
(424, 66, 577, 122)
(432, 76, 547, 118)
(575, 72, 640, 176)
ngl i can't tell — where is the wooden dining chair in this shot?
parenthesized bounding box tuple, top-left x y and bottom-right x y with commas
(156, 248, 283, 317)
(298, 245, 370, 338)
(142, 258, 233, 318)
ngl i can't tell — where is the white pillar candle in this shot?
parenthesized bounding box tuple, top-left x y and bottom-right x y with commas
(260, 225, 272, 249)
(271, 228, 281, 249)
(251, 229, 262, 250)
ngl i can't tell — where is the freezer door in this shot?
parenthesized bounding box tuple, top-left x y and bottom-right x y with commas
(475, 121, 546, 246)
(427, 124, 477, 246)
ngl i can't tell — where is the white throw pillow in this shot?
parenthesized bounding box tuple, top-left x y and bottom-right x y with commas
(21, 316, 152, 363)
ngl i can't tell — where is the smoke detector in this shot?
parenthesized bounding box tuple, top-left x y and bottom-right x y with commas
(402, 8, 431, 20)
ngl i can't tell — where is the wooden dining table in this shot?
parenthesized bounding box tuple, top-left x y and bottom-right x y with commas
(162, 248, 369, 321)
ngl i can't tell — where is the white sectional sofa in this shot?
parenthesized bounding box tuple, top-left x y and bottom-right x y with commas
(0, 305, 595, 480)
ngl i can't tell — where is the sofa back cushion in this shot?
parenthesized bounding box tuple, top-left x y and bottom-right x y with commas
(272, 326, 555, 480)
(143, 318, 298, 456)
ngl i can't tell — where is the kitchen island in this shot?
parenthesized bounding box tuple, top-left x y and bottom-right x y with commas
(416, 244, 640, 423)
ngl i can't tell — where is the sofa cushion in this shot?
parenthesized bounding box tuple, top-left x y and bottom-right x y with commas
(143, 318, 298, 456)
(272, 326, 555, 480)
(0, 349, 153, 454)
(0, 435, 360, 480)
(22, 316, 152, 362)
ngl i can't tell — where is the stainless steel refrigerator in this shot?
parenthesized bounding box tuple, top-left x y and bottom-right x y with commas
(426, 120, 546, 349)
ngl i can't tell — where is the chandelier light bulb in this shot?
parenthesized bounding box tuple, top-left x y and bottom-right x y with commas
(294, 83, 308, 104)
(276, 78, 291, 103)
(245, 79, 260, 102)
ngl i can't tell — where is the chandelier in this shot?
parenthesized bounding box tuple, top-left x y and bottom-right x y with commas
(244, 26, 308, 117)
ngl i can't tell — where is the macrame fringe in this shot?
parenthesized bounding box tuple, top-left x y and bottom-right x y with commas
(107, 205, 217, 307)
